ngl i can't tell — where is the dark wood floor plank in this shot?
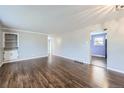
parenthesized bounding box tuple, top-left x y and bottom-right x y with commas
(0, 55, 124, 88)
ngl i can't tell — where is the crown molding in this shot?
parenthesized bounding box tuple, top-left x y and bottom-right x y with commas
(0, 27, 49, 36)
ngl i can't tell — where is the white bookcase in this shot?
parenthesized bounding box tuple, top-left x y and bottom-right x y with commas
(3, 32, 19, 61)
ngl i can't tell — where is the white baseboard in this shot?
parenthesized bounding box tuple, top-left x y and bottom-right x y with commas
(53, 54, 74, 61)
(2, 55, 48, 64)
(107, 67, 124, 74)
(2, 54, 124, 75)
(53, 54, 86, 64)
(91, 54, 105, 58)
(54, 54, 124, 74)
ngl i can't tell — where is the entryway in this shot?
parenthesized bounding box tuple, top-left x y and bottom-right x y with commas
(48, 36, 52, 55)
(90, 31, 107, 68)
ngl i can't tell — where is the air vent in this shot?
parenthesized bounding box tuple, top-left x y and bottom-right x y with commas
(74, 60, 84, 64)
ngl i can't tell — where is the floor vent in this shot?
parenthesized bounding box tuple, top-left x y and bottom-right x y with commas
(74, 60, 84, 64)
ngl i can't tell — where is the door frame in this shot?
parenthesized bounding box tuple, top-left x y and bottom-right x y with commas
(90, 31, 107, 68)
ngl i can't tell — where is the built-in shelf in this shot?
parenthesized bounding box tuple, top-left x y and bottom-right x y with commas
(3, 32, 19, 50)
(4, 47, 18, 50)
(5, 41, 17, 43)
(3, 32, 19, 61)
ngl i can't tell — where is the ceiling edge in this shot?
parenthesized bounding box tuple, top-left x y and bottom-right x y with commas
(0, 27, 49, 36)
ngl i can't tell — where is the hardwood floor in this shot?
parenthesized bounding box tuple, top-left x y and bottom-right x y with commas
(91, 56, 107, 68)
(0, 55, 124, 88)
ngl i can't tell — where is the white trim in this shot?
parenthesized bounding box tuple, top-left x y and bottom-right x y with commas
(91, 31, 107, 35)
(53, 54, 88, 64)
(0, 27, 48, 36)
(2, 55, 48, 64)
(2, 54, 124, 75)
(91, 54, 105, 58)
(54, 55, 124, 74)
(107, 67, 124, 74)
(53, 54, 74, 61)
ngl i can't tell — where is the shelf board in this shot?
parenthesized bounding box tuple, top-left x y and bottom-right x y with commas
(5, 41, 18, 43)
(4, 48, 18, 51)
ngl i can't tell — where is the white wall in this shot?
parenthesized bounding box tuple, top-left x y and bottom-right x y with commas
(18, 31, 48, 60)
(52, 25, 103, 64)
(103, 17, 124, 72)
(1, 29, 48, 62)
(52, 16, 124, 73)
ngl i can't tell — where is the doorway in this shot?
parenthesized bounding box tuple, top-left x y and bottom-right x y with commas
(48, 36, 52, 55)
(90, 31, 107, 68)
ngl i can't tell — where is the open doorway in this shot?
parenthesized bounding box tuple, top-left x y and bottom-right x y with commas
(48, 36, 52, 55)
(90, 31, 107, 68)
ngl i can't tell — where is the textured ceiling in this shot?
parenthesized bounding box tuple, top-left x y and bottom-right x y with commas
(0, 5, 121, 34)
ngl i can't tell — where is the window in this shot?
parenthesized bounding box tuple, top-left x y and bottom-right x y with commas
(94, 37, 104, 46)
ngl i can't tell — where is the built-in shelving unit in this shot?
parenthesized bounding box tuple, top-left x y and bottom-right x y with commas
(3, 32, 19, 61)
(3, 33, 19, 50)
